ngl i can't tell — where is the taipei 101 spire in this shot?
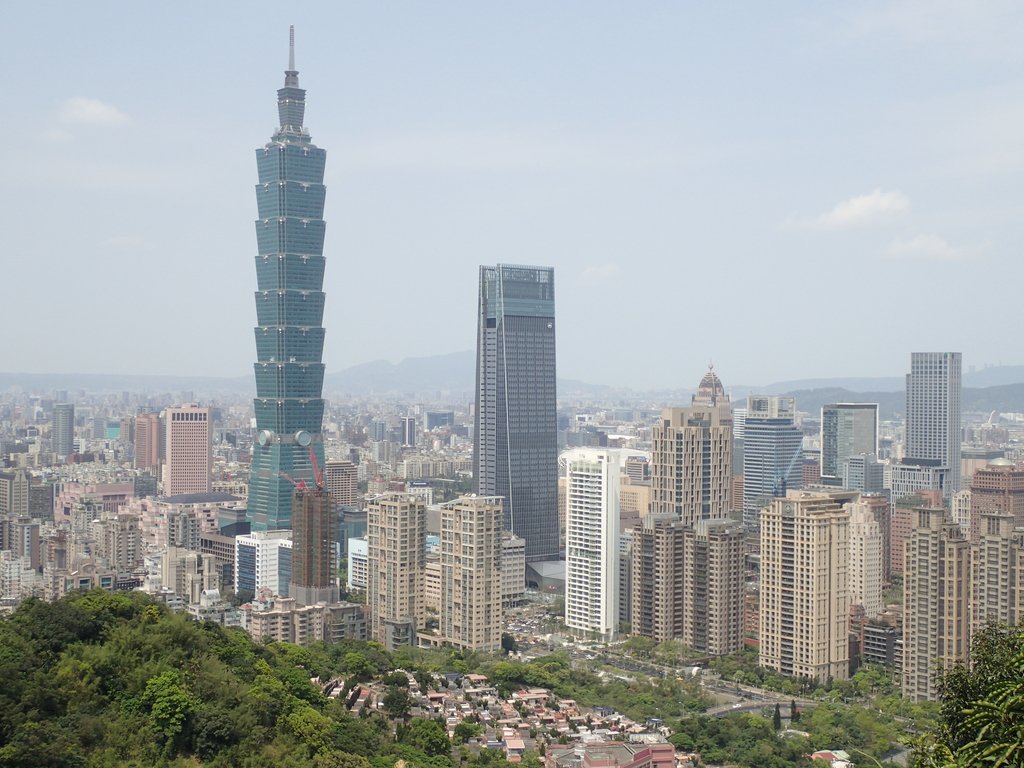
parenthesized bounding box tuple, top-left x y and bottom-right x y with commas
(247, 27, 329, 531)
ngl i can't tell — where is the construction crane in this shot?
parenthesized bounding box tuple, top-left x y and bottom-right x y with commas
(279, 470, 309, 493)
(279, 444, 325, 494)
(772, 442, 805, 497)
(308, 444, 324, 492)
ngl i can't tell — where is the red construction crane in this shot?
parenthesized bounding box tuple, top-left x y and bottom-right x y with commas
(279, 470, 308, 493)
(279, 445, 325, 494)
(308, 445, 324, 491)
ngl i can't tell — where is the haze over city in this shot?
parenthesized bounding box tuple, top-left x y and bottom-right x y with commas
(4, 2, 1024, 388)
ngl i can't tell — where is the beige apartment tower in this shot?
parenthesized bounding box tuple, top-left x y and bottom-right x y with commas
(619, 478, 651, 522)
(367, 492, 426, 649)
(325, 460, 358, 510)
(759, 490, 853, 683)
(134, 412, 161, 471)
(501, 532, 526, 609)
(682, 519, 745, 655)
(163, 405, 211, 497)
(972, 512, 1024, 632)
(902, 505, 972, 702)
(630, 366, 742, 654)
(630, 514, 686, 642)
(969, 458, 1024, 542)
(847, 498, 884, 618)
(650, 367, 732, 525)
(440, 495, 503, 651)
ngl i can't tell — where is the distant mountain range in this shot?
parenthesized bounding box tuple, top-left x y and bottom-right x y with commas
(323, 351, 474, 395)
(0, 371, 253, 396)
(777, 385, 1024, 420)
(3, 356, 1024, 414)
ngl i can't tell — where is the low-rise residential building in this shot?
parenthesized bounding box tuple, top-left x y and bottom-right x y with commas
(243, 597, 366, 645)
(546, 741, 675, 768)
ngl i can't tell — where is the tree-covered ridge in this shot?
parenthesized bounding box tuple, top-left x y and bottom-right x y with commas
(0, 590, 430, 768)
(4, 591, 677, 768)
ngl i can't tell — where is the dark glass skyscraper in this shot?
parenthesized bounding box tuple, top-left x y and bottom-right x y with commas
(742, 395, 803, 530)
(473, 265, 558, 562)
(248, 28, 328, 531)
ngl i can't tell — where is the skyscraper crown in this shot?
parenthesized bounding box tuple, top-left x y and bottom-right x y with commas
(693, 364, 727, 406)
(277, 25, 306, 137)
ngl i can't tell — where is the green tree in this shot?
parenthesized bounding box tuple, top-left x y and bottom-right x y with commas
(773, 703, 783, 731)
(401, 717, 450, 757)
(333, 712, 384, 755)
(954, 645, 1024, 766)
(342, 652, 374, 681)
(382, 685, 412, 719)
(620, 635, 657, 659)
(8, 597, 99, 660)
(0, 720, 86, 768)
(383, 671, 410, 687)
(935, 623, 1024, 756)
(141, 669, 195, 756)
(466, 747, 513, 768)
(285, 705, 336, 757)
(453, 721, 484, 744)
(415, 669, 433, 692)
(315, 752, 373, 768)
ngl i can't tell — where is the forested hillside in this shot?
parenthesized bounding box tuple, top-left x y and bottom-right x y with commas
(0, 591, 426, 768)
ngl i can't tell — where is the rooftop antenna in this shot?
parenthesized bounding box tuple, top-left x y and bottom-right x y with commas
(289, 25, 295, 71)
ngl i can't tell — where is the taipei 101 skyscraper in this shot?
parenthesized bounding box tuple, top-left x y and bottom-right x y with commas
(247, 27, 328, 531)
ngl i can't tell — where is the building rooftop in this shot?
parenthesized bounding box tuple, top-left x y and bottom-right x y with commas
(987, 457, 1015, 467)
(157, 492, 243, 505)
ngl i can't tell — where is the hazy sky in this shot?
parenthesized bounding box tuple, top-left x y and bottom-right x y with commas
(3, 2, 1023, 389)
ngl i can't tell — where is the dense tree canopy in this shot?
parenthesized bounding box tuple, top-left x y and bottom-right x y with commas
(0, 591, 425, 767)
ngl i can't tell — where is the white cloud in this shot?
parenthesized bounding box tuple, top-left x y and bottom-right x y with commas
(814, 189, 910, 229)
(59, 97, 129, 126)
(837, 0, 1024, 59)
(886, 234, 961, 261)
(581, 263, 620, 281)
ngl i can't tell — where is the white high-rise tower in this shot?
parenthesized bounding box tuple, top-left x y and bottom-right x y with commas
(563, 448, 636, 639)
(892, 352, 962, 499)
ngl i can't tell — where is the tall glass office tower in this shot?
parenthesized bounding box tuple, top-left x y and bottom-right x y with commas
(819, 403, 879, 485)
(474, 265, 558, 562)
(904, 351, 962, 494)
(742, 395, 804, 531)
(247, 28, 327, 531)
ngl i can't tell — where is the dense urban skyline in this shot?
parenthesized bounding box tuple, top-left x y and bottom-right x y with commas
(3, 3, 1024, 388)
(5, 8, 1024, 764)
